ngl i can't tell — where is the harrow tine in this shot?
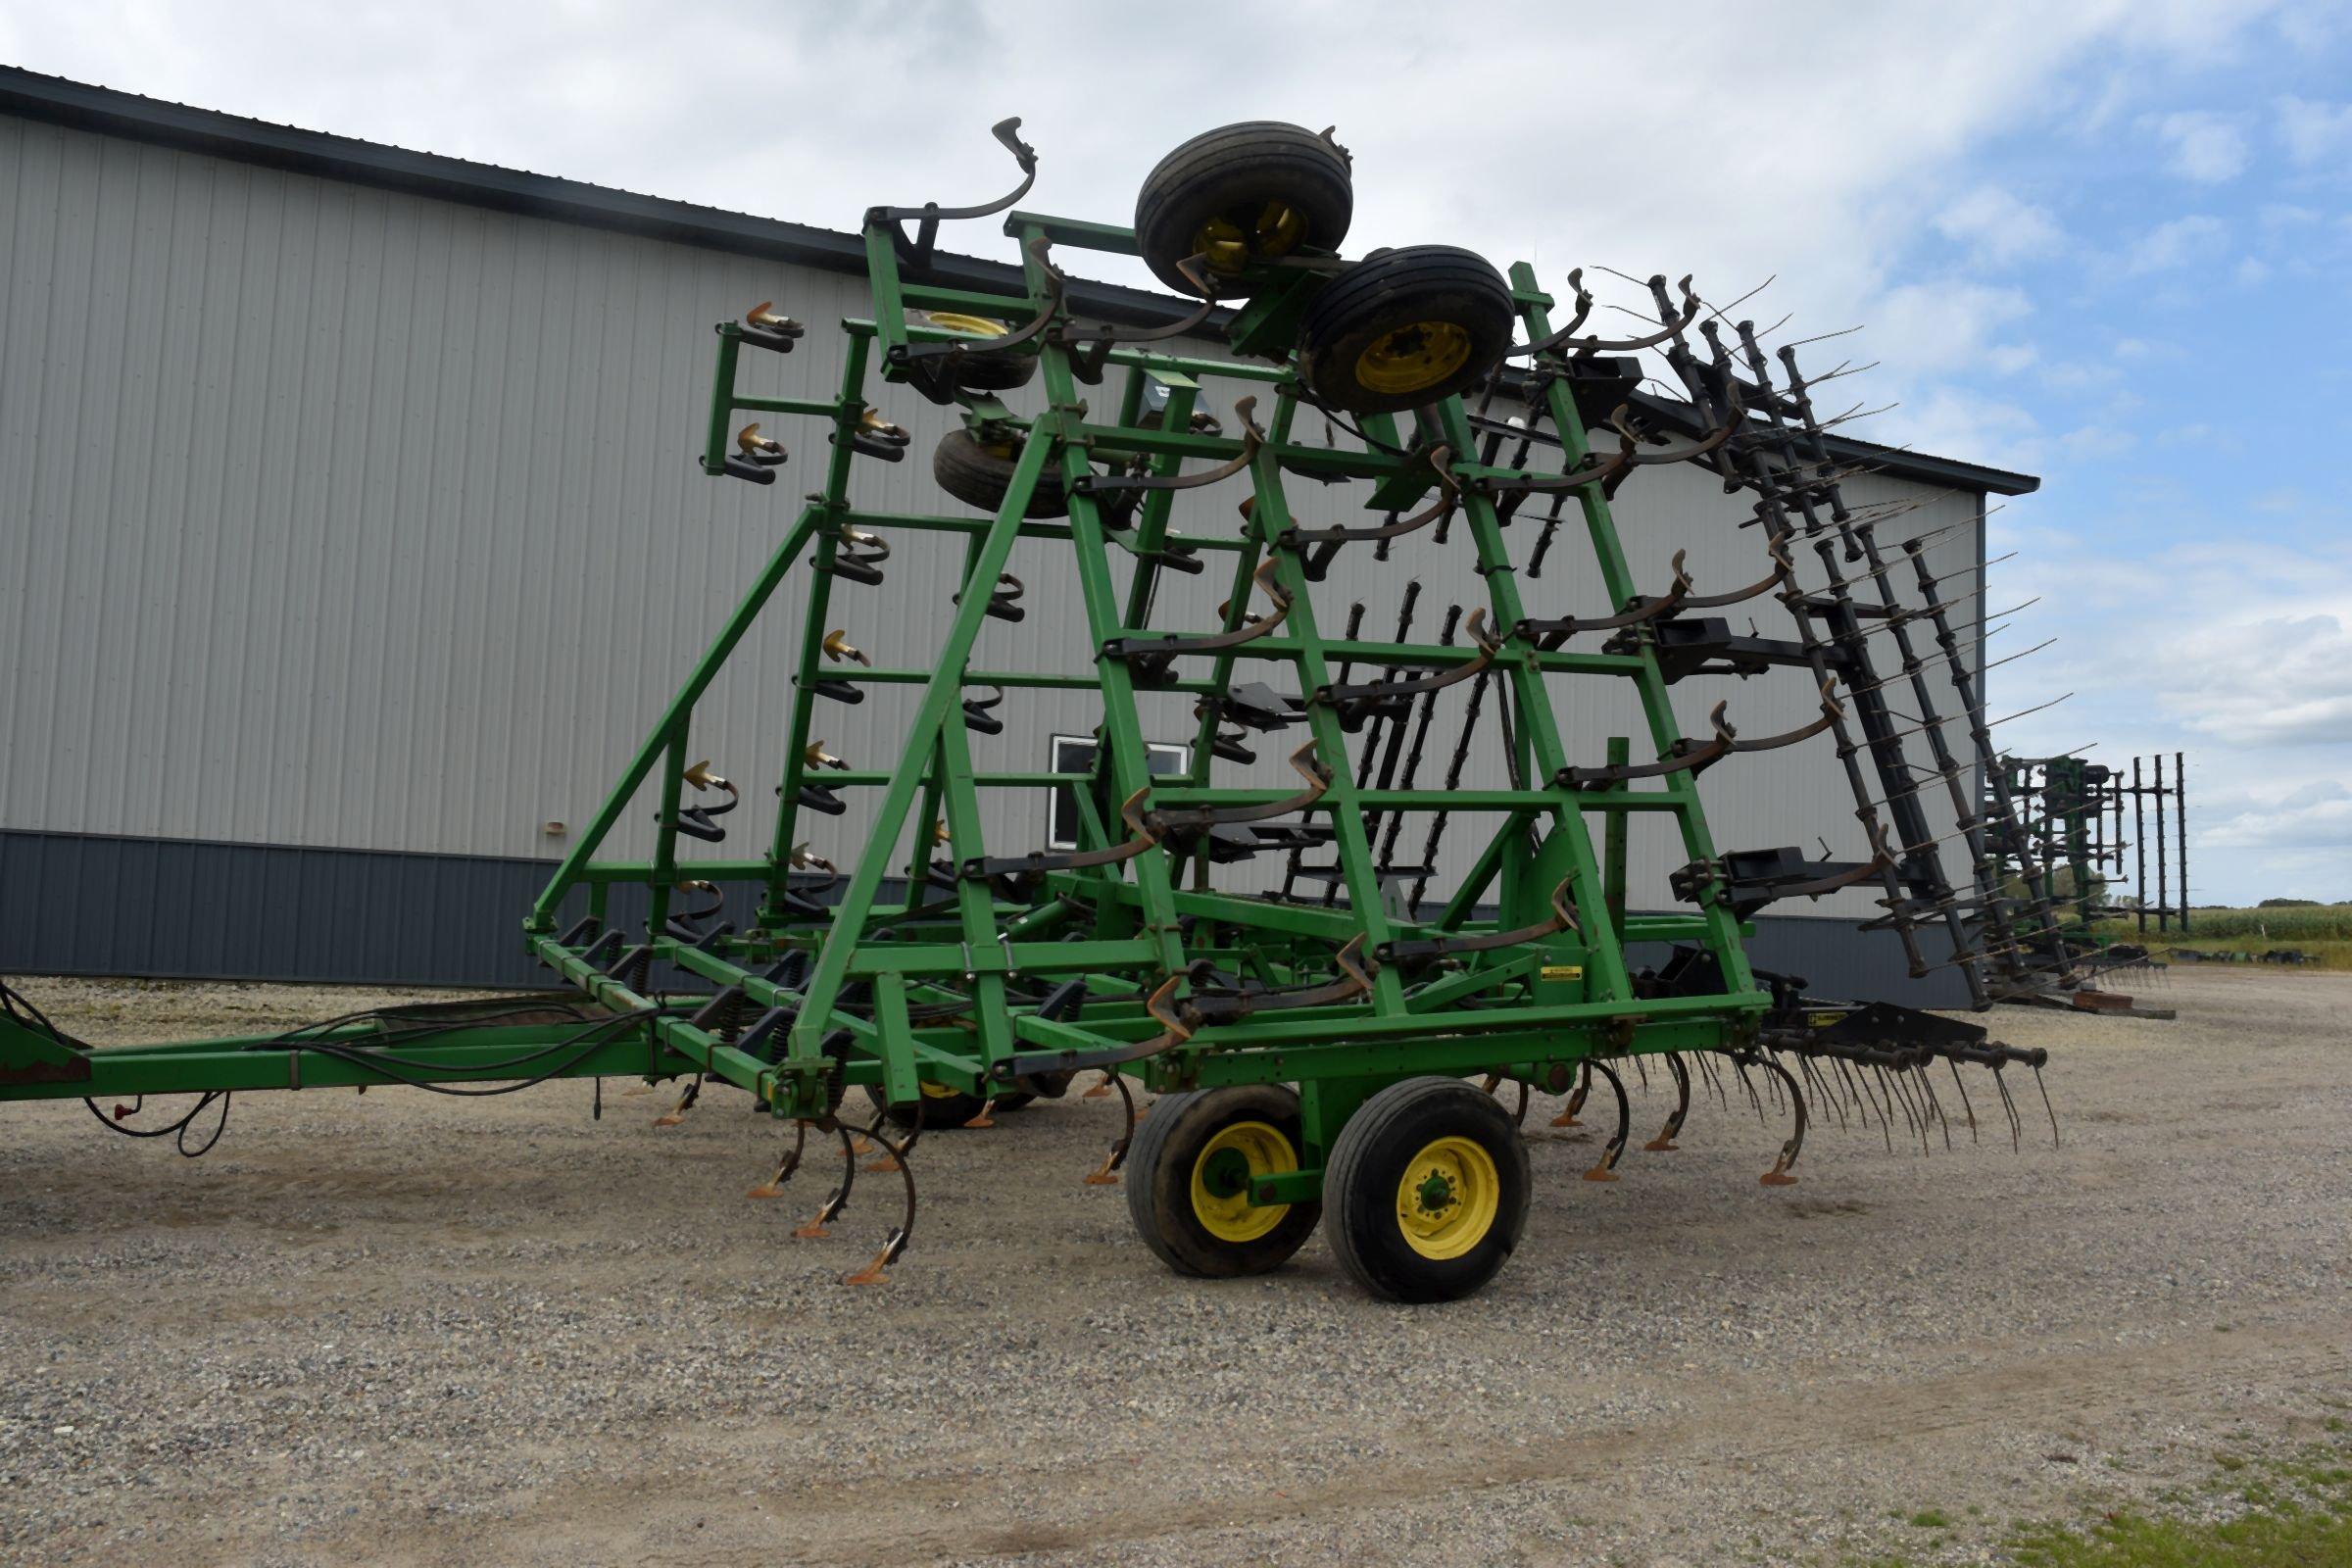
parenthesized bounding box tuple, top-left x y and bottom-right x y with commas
(2033, 1062, 2060, 1150)
(1944, 1056, 1980, 1145)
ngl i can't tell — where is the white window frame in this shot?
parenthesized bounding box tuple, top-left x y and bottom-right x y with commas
(1047, 734, 1190, 851)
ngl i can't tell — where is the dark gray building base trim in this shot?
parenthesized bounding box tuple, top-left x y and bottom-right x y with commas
(2, 829, 1973, 1006)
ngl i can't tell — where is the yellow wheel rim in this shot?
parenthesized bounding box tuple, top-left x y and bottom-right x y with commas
(1395, 1135, 1500, 1260)
(917, 310, 1007, 338)
(1189, 1119, 1298, 1243)
(1193, 200, 1305, 275)
(1354, 320, 1472, 396)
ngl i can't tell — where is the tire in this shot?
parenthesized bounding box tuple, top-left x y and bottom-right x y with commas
(1325, 1076, 1531, 1303)
(1125, 1085, 1322, 1278)
(931, 428, 1069, 518)
(1297, 245, 1514, 415)
(910, 311, 1037, 394)
(1134, 122, 1353, 296)
(869, 1082, 1034, 1130)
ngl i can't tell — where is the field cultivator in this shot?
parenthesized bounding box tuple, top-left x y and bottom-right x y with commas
(3, 122, 2072, 1301)
(1986, 752, 2190, 1011)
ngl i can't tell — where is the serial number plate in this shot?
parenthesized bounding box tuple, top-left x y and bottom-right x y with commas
(1540, 964, 1585, 982)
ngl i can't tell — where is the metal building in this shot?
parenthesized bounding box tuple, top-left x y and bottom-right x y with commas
(0, 69, 2038, 1000)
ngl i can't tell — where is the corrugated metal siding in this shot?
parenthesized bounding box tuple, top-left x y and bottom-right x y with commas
(2, 111, 1985, 988)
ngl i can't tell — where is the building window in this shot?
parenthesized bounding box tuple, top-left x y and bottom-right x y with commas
(1048, 734, 1190, 850)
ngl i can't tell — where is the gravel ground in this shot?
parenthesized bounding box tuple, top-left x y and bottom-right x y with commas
(2, 966, 2347, 1566)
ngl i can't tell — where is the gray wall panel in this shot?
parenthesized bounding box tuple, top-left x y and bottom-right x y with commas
(1, 827, 1964, 1004)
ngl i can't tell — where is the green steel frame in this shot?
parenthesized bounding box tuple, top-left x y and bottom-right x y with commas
(2, 195, 1775, 1234)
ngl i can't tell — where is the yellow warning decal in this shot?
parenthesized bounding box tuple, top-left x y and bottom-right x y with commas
(1539, 964, 1585, 982)
(1808, 1010, 1843, 1028)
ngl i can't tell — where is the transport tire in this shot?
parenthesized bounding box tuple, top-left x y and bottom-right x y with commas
(931, 428, 1070, 518)
(1297, 245, 1514, 415)
(1134, 122, 1354, 296)
(1126, 1085, 1322, 1277)
(909, 310, 1036, 393)
(1324, 1075, 1531, 1302)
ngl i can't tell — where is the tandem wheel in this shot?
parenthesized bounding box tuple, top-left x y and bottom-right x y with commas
(906, 310, 1036, 395)
(1325, 1076, 1532, 1302)
(1126, 1085, 1322, 1277)
(931, 428, 1071, 518)
(1133, 121, 1354, 295)
(1298, 245, 1516, 416)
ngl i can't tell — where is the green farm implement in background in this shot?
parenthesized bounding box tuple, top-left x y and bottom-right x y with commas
(3, 121, 2067, 1301)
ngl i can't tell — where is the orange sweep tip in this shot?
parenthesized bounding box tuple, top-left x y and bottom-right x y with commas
(792, 1222, 830, 1240)
(1582, 1166, 1620, 1183)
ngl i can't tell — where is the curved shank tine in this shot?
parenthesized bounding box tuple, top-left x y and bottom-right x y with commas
(1315, 608, 1497, 710)
(900, 234, 1065, 367)
(1149, 739, 1329, 833)
(1679, 537, 1793, 610)
(1077, 401, 1264, 497)
(1504, 267, 1596, 358)
(1619, 374, 1748, 471)
(1517, 551, 1692, 640)
(1580, 1059, 1634, 1181)
(843, 1126, 918, 1286)
(1756, 1055, 1807, 1186)
(867, 115, 1038, 226)
(1519, 272, 1699, 359)
(1084, 254, 1224, 346)
(1644, 1052, 1692, 1152)
(1083, 1069, 1140, 1186)
(1716, 680, 1846, 756)
(1282, 448, 1456, 545)
(747, 1116, 810, 1199)
(793, 1121, 858, 1239)
(1551, 1060, 1592, 1128)
(1103, 557, 1292, 658)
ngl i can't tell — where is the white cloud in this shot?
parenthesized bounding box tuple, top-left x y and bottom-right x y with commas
(2147, 110, 2251, 181)
(2278, 96, 2352, 164)
(1933, 185, 2064, 266)
(2159, 613, 2352, 747)
(1865, 279, 2034, 374)
(2203, 781, 2352, 852)
(2127, 215, 2229, 273)
(2235, 255, 2274, 285)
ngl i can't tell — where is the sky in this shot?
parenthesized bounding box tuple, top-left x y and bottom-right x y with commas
(6, 0, 2350, 904)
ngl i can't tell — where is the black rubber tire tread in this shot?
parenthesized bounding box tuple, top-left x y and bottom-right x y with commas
(1297, 245, 1514, 416)
(871, 1085, 1034, 1130)
(1124, 1084, 1322, 1278)
(931, 428, 1069, 518)
(941, 349, 1035, 393)
(1134, 122, 1353, 296)
(1325, 1075, 1532, 1303)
